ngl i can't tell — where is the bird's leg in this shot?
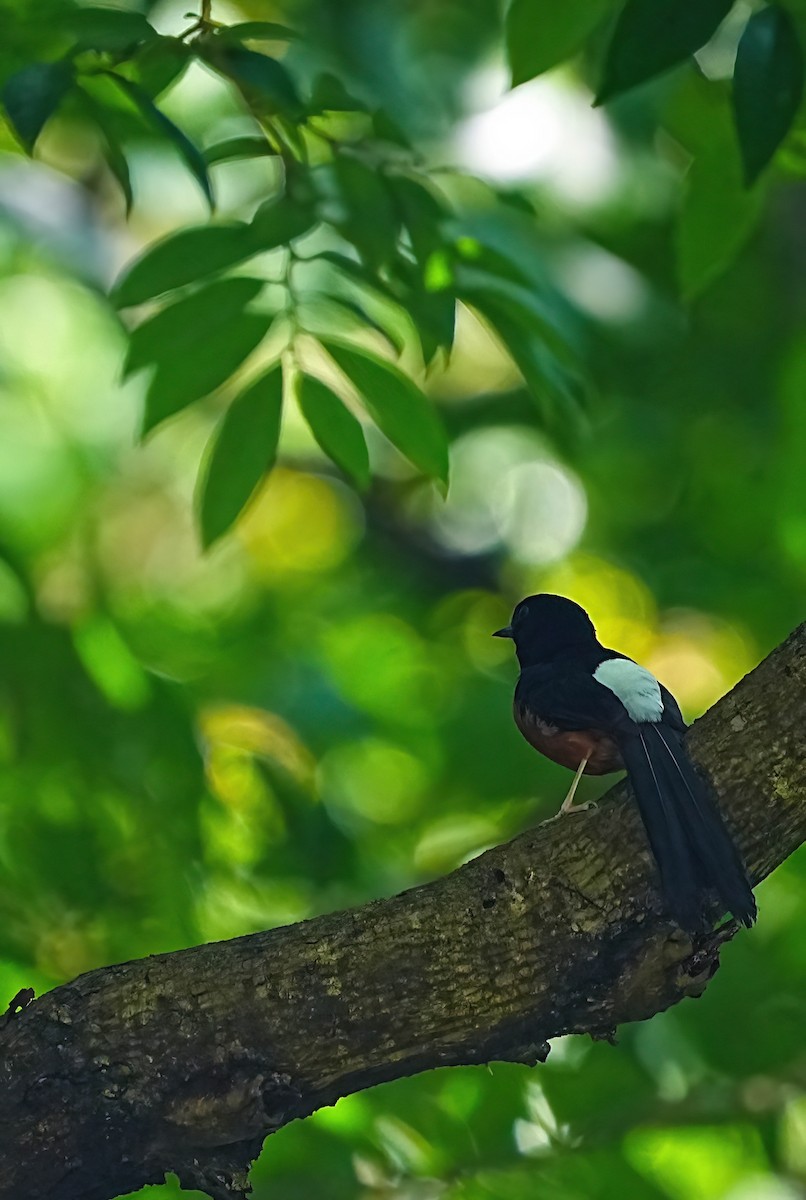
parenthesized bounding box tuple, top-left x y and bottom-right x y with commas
(557, 757, 595, 815)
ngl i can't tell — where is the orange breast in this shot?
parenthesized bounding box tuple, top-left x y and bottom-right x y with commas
(513, 702, 623, 775)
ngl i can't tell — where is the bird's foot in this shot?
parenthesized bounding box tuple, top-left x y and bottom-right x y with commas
(564, 798, 597, 814)
(545, 798, 597, 822)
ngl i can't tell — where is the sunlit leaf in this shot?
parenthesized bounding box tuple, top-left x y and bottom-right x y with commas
(506, 0, 613, 86)
(296, 373, 370, 488)
(68, 6, 157, 52)
(318, 251, 395, 296)
(733, 5, 804, 186)
(1, 60, 73, 151)
(596, 0, 733, 104)
(322, 340, 448, 483)
(204, 135, 277, 165)
(316, 253, 410, 349)
(111, 74, 213, 207)
(297, 294, 403, 354)
(329, 296, 406, 354)
(198, 364, 283, 547)
(113, 224, 256, 307)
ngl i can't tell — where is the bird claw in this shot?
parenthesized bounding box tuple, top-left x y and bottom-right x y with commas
(549, 799, 598, 820)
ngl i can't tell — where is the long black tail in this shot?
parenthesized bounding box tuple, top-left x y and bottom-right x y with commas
(619, 724, 756, 931)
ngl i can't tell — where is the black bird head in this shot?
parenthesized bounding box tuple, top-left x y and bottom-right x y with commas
(493, 593, 597, 666)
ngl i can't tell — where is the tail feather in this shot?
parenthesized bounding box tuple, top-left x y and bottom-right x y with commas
(619, 726, 756, 931)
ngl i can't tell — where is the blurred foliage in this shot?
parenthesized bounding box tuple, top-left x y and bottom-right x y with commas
(1, 1, 806, 1199)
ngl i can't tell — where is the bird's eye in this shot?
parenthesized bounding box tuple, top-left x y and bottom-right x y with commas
(515, 604, 528, 624)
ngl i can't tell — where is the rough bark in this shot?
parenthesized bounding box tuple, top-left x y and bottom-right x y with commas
(1, 623, 805, 1200)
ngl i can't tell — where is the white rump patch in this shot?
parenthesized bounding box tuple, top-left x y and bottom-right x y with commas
(593, 658, 663, 723)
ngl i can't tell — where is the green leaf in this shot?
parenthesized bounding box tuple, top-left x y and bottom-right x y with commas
(387, 174, 447, 265)
(115, 197, 315, 308)
(94, 113, 133, 213)
(388, 254, 456, 363)
(144, 310, 272, 434)
(406, 285, 456, 364)
(316, 253, 409, 348)
(296, 373, 370, 488)
(198, 365, 283, 547)
(124, 276, 264, 376)
(470, 292, 583, 422)
(327, 156, 398, 270)
(296, 294, 404, 354)
(453, 233, 538, 290)
(224, 22, 299, 42)
(677, 145, 763, 296)
(318, 251, 395, 295)
(454, 265, 572, 363)
(101, 132, 134, 213)
(249, 194, 316, 247)
(372, 108, 411, 148)
(322, 340, 448, 483)
(733, 5, 804, 186)
(308, 72, 367, 114)
(204, 135, 277, 165)
(2, 61, 74, 151)
(596, 0, 733, 104)
(381, 251, 456, 363)
(113, 224, 256, 307)
(128, 37, 192, 98)
(111, 74, 213, 208)
(203, 42, 302, 117)
(506, 0, 612, 86)
(328, 296, 406, 354)
(670, 76, 765, 296)
(68, 7, 157, 52)
(78, 85, 134, 213)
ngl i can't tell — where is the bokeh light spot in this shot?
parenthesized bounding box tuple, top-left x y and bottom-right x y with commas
(322, 614, 445, 725)
(239, 468, 363, 579)
(319, 738, 429, 827)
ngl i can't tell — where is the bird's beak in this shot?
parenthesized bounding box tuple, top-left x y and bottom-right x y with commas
(493, 625, 513, 639)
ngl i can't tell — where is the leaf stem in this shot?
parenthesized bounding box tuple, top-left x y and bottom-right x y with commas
(284, 246, 301, 352)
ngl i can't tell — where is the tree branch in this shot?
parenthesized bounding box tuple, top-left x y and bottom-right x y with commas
(1, 623, 805, 1200)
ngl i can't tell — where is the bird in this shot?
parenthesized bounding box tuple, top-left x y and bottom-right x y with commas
(494, 593, 757, 932)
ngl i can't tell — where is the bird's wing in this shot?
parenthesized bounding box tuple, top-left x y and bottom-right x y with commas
(659, 684, 686, 731)
(598, 650, 685, 730)
(515, 664, 636, 735)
